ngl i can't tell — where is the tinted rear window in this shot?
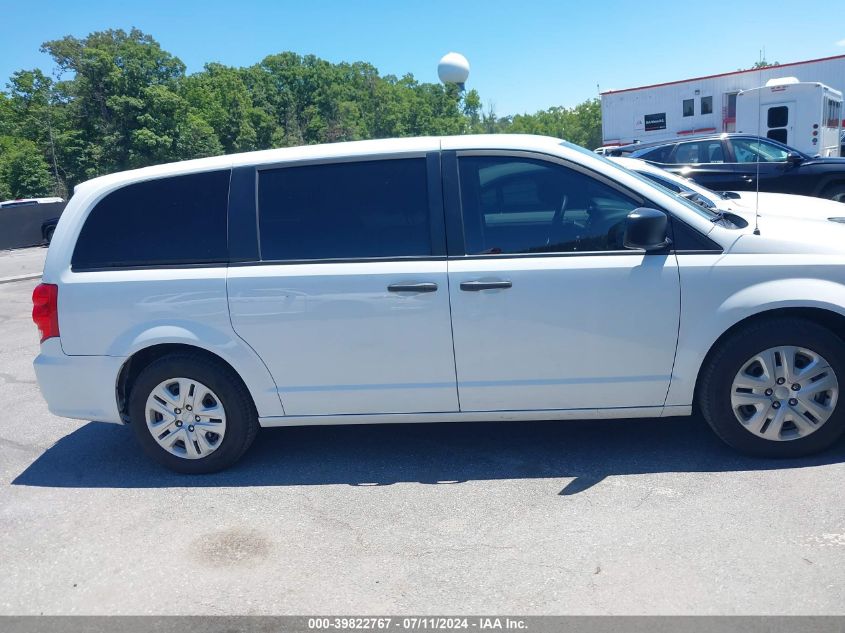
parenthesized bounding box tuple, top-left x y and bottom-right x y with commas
(72, 171, 230, 270)
(258, 158, 431, 261)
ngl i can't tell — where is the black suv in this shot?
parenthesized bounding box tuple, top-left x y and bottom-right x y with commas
(609, 134, 845, 202)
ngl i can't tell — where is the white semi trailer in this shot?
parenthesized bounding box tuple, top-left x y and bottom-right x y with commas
(733, 78, 841, 156)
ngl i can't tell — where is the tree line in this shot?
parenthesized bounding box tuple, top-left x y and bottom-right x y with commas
(0, 28, 601, 200)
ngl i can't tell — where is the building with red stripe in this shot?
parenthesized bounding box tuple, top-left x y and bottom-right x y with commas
(600, 54, 845, 148)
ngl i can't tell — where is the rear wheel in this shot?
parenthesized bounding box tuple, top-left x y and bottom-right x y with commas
(129, 353, 259, 473)
(699, 318, 845, 457)
(43, 225, 55, 244)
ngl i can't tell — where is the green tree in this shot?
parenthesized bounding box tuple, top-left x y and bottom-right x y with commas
(5, 69, 64, 195)
(0, 137, 54, 199)
(183, 63, 261, 153)
(41, 28, 217, 179)
(495, 98, 602, 149)
(1, 26, 607, 197)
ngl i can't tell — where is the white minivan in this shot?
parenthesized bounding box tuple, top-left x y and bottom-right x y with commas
(33, 135, 845, 472)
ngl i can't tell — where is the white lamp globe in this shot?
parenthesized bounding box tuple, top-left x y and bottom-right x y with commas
(437, 52, 470, 89)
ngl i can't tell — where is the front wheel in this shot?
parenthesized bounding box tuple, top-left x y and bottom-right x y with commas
(822, 183, 845, 203)
(699, 318, 845, 457)
(129, 353, 259, 473)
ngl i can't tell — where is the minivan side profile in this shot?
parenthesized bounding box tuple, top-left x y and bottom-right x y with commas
(33, 135, 845, 472)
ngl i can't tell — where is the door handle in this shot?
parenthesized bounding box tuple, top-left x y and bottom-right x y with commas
(460, 280, 513, 291)
(387, 282, 438, 293)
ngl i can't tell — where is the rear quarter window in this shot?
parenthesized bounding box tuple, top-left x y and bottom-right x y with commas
(637, 145, 674, 163)
(72, 170, 230, 270)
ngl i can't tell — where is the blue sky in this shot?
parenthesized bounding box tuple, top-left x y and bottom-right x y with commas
(2, 0, 844, 115)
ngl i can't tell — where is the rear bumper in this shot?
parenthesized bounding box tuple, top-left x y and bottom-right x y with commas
(33, 339, 125, 424)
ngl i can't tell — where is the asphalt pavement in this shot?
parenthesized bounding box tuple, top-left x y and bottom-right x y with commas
(0, 246, 47, 283)
(0, 274, 843, 615)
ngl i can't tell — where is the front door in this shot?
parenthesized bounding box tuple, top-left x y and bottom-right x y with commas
(228, 155, 459, 416)
(727, 137, 793, 193)
(445, 152, 680, 412)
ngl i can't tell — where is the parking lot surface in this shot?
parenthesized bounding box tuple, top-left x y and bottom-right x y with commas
(1, 276, 844, 615)
(0, 247, 47, 283)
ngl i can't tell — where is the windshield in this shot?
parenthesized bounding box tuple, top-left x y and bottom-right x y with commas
(564, 142, 721, 220)
(635, 171, 718, 211)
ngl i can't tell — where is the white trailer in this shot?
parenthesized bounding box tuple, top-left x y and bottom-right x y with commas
(600, 54, 845, 150)
(736, 79, 842, 157)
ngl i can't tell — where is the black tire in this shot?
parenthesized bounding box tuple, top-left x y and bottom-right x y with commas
(128, 353, 259, 473)
(699, 317, 845, 458)
(822, 183, 845, 204)
(43, 225, 55, 244)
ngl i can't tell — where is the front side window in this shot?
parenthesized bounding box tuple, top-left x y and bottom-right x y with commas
(458, 156, 639, 255)
(72, 170, 230, 270)
(258, 158, 431, 261)
(731, 138, 790, 163)
(683, 99, 694, 117)
(701, 96, 713, 115)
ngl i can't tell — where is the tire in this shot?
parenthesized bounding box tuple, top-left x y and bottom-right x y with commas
(699, 317, 845, 458)
(128, 353, 259, 473)
(822, 183, 845, 204)
(43, 225, 55, 244)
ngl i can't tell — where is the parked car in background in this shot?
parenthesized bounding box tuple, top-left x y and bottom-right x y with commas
(0, 197, 66, 249)
(610, 156, 845, 222)
(32, 135, 845, 473)
(608, 133, 845, 202)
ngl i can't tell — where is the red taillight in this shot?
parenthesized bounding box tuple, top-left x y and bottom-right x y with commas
(32, 283, 59, 343)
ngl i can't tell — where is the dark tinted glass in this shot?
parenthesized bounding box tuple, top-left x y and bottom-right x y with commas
(767, 106, 789, 128)
(458, 156, 638, 255)
(767, 129, 788, 144)
(258, 159, 430, 261)
(732, 138, 789, 163)
(72, 170, 230, 269)
(671, 140, 724, 164)
(701, 96, 713, 115)
(727, 93, 738, 118)
(683, 99, 694, 117)
(638, 145, 674, 163)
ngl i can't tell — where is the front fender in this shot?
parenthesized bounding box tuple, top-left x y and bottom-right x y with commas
(667, 275, 845, 406)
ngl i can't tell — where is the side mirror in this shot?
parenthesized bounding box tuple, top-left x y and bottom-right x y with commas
(787, 151, 804, 166)
(623, 208, 671, 252)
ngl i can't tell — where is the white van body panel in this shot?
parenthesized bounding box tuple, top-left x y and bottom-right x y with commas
(32, 134, 845, 435)
(53, 266, 285, 419)
(228, 261, 459, 416)
(446, 253, 680, 411)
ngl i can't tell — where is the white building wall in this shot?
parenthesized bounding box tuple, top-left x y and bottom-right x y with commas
(600, 55, 845, 147)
